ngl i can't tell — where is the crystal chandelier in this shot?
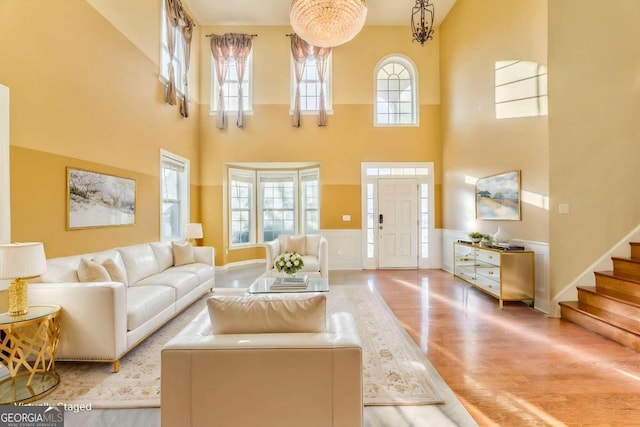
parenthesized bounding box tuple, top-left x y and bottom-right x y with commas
(411, 0, 435, 46)
(290, 0, 368, 48)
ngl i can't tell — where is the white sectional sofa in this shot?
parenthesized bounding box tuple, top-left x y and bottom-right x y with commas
(29, 241, 215, 372)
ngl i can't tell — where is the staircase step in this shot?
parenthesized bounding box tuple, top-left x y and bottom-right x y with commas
(559, 301, 640, 352)
(595, 271, 640, 298)
(630, 242, 640, 260)
(577, 286, 640, 321)
(612, 257, 640, 280)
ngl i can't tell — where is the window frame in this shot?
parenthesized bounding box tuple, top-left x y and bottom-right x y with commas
(289, 54, 333, 115)
(373, 54, 419, 127)
(210, 51, 254, 116)
(257, 171, 299, 243)
(160, 149, 190, 242)
(228, 168, 256, 247)
(159, 0, 186, 96)
(227, 165, 321, 249)
(299, 167, 320, 234)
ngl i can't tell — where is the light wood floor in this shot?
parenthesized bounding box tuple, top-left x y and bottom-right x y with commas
(66, 267, 640, 426)
(343, 268, 640, 427)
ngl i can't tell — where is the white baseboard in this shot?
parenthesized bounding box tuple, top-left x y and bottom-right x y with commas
(216, 259, 265, 272)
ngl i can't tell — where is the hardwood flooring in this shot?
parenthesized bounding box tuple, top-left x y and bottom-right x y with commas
(66, 267, 640, 426)
(347, 268, 640, 427)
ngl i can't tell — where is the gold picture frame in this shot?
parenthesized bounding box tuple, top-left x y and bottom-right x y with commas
(66, 167, 136, 229)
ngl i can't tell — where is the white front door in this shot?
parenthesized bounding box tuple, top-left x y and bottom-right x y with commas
(378, 178, 418, 268)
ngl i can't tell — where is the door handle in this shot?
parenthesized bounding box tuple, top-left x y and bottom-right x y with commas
(379, 214, 384, 224)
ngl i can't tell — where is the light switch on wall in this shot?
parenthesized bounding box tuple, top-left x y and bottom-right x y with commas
(342, 215, 351, 221)
(559, 203, 570, 215)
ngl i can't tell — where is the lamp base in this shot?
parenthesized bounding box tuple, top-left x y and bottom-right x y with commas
(8, 278, 29, 316)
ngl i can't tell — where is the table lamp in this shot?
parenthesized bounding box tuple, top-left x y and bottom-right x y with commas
(0, 242, 47, 316)
(184, 223, 203, 246)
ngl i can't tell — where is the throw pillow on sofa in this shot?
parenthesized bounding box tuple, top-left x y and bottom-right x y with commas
(102, 258, 128, 285)
(207, 294, 327, 334)
(77, 258, 111, 282)
(172, 241, 195, 266)
(284, 235, 306, 255)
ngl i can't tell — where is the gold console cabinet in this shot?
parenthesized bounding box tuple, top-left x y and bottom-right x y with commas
(453, 242, 534, 309)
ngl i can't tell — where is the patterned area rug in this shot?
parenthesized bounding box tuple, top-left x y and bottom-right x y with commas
(46, 285, 444, 408)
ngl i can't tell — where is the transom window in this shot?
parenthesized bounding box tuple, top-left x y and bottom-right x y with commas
(375, 55, 418, 126)
(228, 166, 320, 247)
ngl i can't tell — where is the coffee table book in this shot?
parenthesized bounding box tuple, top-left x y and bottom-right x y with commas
(270, 275, 309, 290)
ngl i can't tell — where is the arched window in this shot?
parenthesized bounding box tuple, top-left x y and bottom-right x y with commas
(374, 55, 418, 126)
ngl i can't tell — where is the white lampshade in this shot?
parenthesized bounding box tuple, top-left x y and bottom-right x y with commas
(0, 242, 47, 279)
(184, 223, 203, 240)
(290, 0, 368, 48)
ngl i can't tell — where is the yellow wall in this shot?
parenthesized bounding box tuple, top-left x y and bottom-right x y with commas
(2, 7, 443, 266)
(1, 0, 201, 257)
(87, 0, 202, 103)
(199, 25, 443, 265)
(548, 1, 640, 296)
(440, 0, 549, 242)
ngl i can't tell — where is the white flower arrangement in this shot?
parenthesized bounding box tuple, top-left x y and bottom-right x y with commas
(275, 252, 305, 275)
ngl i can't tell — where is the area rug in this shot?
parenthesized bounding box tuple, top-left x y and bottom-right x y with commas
(46, 284, 444, 408)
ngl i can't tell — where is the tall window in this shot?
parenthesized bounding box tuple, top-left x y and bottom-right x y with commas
(229, 169, 255, 245)
(161, 150, 190, 241)
(375, 55, 418, 126)
(291, 55, 332, 113)
(259, 173, 297, 242)
(211, 53, 253, 114)
(227, 166, 320, 247)
(300, 169, 320, 233)
(160, 2, 185, 95)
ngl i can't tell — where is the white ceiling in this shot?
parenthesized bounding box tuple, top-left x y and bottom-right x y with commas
(184, 0, 457, 27)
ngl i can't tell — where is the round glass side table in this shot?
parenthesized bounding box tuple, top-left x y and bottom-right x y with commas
(0, 304, 61, 404)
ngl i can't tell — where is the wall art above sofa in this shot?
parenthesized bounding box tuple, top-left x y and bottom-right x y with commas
(67, 167, 136, 229)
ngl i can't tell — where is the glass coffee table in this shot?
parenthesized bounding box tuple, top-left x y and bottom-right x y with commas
(248, 276, 329, 294)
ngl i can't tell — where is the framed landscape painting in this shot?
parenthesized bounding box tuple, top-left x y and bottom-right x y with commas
(67, 168, 136, 229)
(475, 170, 521, 220)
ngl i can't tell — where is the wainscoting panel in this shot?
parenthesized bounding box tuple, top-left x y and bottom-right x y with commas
(321, 229, 362, 270)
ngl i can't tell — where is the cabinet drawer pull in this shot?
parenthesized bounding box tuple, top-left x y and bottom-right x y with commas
(488, 255, 493, 259)
(488, 284, 492, 288)
(488, 271, 494, 275)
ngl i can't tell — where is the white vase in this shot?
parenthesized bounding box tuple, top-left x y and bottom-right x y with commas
(493, 227, 510, 244)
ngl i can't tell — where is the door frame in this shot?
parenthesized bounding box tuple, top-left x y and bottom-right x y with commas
(361, 162, 435, 269)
